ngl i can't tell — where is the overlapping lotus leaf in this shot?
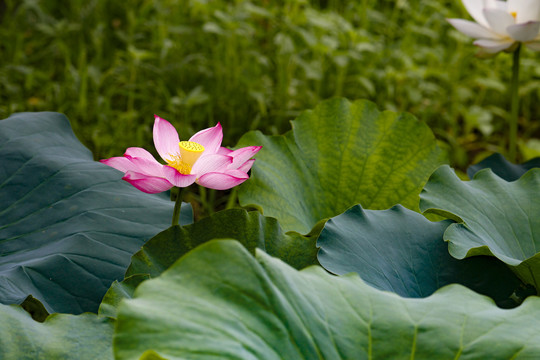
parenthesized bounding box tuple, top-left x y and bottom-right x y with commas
(98, 274, 149, 319)
(114, 240, 540, 359)
(99, 209, 318, 318)
(125, 208, 317, 278)
(317, 204, 520, 304)
(0, 303, 113, 360)
(421, 165, 540, 288)
(0, 112, 191, 314)
(236, 97, 443, 233)
(467, 153, 540, 180)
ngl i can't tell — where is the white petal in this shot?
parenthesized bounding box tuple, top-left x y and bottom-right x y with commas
(462, 0, 490, 27)
(484, 0, 506, 11)
(474, 38, 515, 52)
(508, 0, 540, 23)
(493, 1, 507, 11)
(447, 18, 500, 39)
(507, 21, 540, 42)
(483, 8, 515, 36)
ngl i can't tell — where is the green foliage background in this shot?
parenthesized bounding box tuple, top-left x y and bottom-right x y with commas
(4, 1, 540, 356)
(2, 0, 540, 171)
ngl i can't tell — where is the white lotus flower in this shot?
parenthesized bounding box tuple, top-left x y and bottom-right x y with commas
(448, 0, 540, 53)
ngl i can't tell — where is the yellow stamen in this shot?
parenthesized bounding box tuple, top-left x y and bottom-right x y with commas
(166, 141, 205, 175)
(166, 155, 192, 174)
(510, 11, 517, 19)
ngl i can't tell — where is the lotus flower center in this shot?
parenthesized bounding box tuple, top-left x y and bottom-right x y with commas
(166, 141, 205, 175)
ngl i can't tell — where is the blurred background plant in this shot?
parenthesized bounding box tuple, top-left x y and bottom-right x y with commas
(2, 0, 540, 215)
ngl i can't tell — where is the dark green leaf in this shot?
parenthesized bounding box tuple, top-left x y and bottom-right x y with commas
(101, 209, 317, 319)
(20, 295, 49, 322)
(127, 208, 318, 279)
(467, 153, 540, 181)
(0, 112, 192, 314)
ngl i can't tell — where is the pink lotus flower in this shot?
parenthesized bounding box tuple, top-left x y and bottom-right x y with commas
(100, 115, 261, 193)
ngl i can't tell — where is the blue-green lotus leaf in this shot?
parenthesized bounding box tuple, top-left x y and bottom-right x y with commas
(467, 153, 540, 180)
(237, 98, 443, 234)
(421, 165, 540, 289)
(0, 112, 192, 314)
(114, 240, 540, 359)
(317, 204, 521, 305)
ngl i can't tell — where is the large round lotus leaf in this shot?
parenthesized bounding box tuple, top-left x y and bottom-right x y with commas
(0, 112, 192, 314)
(467, 153, 540, 180)
(420, 165, 540, 289)
(114, 240, 540, 359)
(317, 205, 520, 305)
(236, 98, 443, 234)
(0, 303, 113, 360)
(100, 209, 318, 319)
(126, 208, 318, 278)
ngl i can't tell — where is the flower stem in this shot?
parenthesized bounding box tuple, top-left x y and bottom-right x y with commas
(225, 188, 238, 209)
(171, 187, 185, 226)
(509, 44, 521, 163)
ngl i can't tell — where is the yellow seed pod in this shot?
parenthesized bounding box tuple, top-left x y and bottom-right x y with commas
(179, 141, 205, 167)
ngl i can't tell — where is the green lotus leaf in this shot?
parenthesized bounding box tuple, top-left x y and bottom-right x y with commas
(317, 205, 521, 305)
(420, 165, 540, 289)
(98, 274, 150, 319)
(467, 153, 540, 180)
(237, 98, 443, 234)
(114, 240, 540, 359)
(0, 112, 192, 314)
(0, 303, 113, 360)
(100, 209, 318, 319)
(126, 208, 318, 278)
